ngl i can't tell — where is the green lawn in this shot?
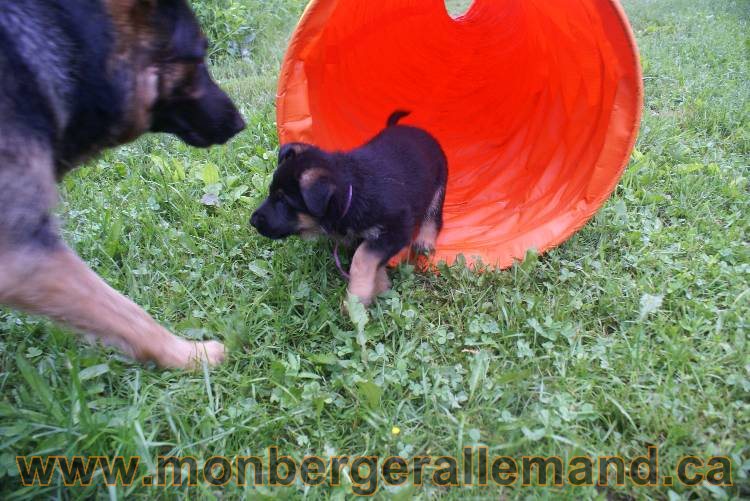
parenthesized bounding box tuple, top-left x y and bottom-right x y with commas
(1, 0, 748, 498)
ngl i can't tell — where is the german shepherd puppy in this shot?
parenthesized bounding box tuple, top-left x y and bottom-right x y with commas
(0, 0, 245, 368)
(250, 111, 447, 306)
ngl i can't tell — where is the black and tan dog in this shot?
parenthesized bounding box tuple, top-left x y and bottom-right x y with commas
(251, 111, 447, 306)
(0, 0, 245, 368)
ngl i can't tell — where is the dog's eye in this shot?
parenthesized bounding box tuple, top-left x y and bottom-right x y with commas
(282, 195, 301, 210)
(271, 190, 299, 211)
(270, 190, 293, 208)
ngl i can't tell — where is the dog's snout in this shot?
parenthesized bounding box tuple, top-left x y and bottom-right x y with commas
(231, 111, 246, 136)
(250, 211, 264, 229)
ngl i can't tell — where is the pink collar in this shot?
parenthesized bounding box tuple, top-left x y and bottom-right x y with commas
(341, 184, 353, 218)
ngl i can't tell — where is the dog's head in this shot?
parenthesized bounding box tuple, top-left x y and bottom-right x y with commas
(107, 0, 245, 147)
(250, 143, 345, 240)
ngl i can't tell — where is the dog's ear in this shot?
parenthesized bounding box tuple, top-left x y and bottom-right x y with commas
(278, 143, 312, 164)
(300, 170, 336, 218)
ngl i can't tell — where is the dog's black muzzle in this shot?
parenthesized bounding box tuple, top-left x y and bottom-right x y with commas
(250, 200, 297, 240)
(151, 66, 245, 147)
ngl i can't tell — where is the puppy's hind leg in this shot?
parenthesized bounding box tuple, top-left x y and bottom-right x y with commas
(0, 245, 226, 368)
(413, 186, 445, 255)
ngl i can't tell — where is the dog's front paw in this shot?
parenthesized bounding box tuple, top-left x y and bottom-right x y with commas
(411, 243, 434, 257)
(413, 220, 439, 254)
(374, 267, 391, 296)
(158, 339, 226, 369)
(190, 340, 227, 367)
(344, 290, 373, 310)
(342, 292, 373, 329)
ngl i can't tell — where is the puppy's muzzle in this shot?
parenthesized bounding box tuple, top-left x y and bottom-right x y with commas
(249, 211, 264, 230)
(249, 200, 297, 240)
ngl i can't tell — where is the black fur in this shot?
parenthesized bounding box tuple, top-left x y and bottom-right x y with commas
(0, 0, 242, 368)
(251, 111, 448, 269)
(387, 110, 411, 127)
(51, 1, 124, 171)
(0, 0, 246, 248)
(149, 0, 245, 148)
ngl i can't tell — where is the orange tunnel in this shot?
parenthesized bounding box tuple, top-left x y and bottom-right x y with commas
(276, 0, 643, 268)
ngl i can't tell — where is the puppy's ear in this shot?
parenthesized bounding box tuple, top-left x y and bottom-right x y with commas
(301, 175, 336, 218)
(278, 143, 312, 164)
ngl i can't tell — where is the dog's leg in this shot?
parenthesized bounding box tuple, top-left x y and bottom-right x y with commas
(413, 186, 445, 254)
(374, 266, 391, 296)
(413, 221, 440, 255)
(349, 218, 411, 306)
(0, 141, 224, 368)
(0, 246, 225, 368)
(348, 243, 382, 306)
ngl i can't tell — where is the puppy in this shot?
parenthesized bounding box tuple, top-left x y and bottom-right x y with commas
(251, 111, 447, 306)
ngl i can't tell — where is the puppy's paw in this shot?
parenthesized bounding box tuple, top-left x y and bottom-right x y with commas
(413, 220, 439, 254)
(411, 242, 435, 257)
(343, 292, 373, 331)
(374, 268, 391, 296)
(345, 289, 373, 309)
(158, 339, 226, 369)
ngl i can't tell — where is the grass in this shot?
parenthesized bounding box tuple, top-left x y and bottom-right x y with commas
(1, 0, 748, 498)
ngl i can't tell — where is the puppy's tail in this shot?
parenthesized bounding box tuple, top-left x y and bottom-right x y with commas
(387, 110, 411, 127)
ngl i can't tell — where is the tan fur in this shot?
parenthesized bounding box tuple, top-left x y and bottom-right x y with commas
(102, 0, 155, 141)
(427, 186, 445, 219)
(297, 213, 323, 240)
(414, 221, 439, 251)
(0, 246, 224, 368)
(132, 65, 159, 133)
(414, 187, 444, 251)
(374, 266, 391, 296)
(347, 243, 382, 306)
(104, 0, 157, 50)
(299, 168, 327, 189)
(103, 0, 194, 142)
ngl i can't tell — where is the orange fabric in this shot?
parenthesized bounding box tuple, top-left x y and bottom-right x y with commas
(277, 0, 643, 269)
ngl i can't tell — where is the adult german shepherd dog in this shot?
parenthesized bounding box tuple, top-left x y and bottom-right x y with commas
(0, 0, 245, 368)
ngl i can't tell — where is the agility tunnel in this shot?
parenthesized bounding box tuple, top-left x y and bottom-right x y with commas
(276, 0, 643, 268)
